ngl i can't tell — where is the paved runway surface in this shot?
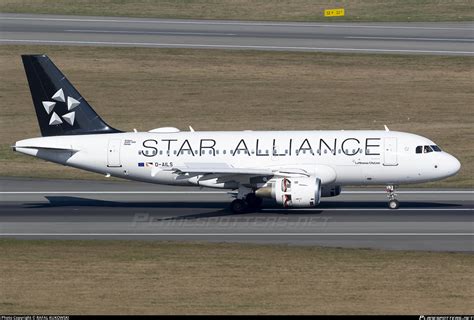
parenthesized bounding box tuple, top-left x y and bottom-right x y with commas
(1, 178, 472, 252)
(1, 14, 473, 55)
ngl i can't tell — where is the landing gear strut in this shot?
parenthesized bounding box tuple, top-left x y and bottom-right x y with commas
(386, 185, 400, 209)
(230, 188, 263, 214)
(245, 193, 263, 212)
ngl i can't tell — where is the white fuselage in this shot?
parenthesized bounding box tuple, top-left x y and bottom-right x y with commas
(15, 129, 460, 189)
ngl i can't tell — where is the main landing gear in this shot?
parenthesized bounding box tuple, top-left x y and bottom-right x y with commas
(230, 190, 263, 214)
(386, 185, 400, 209)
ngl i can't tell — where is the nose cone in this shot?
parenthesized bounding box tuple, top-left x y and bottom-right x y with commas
(444, 153, 461, 178)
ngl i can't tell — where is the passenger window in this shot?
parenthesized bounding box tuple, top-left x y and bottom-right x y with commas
(424, 145, 433, 153)
(416, 146, 422, 154)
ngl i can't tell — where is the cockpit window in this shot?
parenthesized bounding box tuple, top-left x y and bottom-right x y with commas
(416, 145, 441, 154)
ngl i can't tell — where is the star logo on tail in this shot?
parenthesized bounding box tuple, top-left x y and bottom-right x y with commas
(42, 88, 80, 126)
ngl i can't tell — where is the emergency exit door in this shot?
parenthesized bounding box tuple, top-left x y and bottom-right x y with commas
(383, 137, 398, 166)
(107, 139, 122, 167)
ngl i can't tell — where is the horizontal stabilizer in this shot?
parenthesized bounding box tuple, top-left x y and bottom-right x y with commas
(13, 145, 78, 152)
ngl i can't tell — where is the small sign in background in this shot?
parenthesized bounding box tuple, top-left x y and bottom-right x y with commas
(324, 8, 345, 17)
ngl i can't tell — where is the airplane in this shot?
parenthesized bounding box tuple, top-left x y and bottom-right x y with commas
(14, 55, 461, 213)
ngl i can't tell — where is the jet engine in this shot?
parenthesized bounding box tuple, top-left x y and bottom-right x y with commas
(256, 177, 321, 207)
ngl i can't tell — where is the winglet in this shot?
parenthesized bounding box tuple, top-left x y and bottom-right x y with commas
(384, 125, 390, 132)
(189, 126, 195, 132)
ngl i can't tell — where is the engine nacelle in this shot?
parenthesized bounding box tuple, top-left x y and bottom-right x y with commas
(271, 177, 321, 207)
(321, 185, 342, 197)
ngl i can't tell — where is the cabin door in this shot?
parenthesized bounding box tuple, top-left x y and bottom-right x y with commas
(383, 137, 398, 166)
(107, 139, 122, 167)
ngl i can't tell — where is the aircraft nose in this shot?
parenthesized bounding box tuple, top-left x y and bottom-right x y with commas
(450, 155, 461, 175)
(444, 153, 461, 177)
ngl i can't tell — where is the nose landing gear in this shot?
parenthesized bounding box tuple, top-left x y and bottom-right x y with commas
(386, 185, 400, 209)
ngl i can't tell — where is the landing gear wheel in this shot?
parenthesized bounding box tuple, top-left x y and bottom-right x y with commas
(388, 199, 400, 210)
(386, 185, 400, 210)
(230, 199, 247, 214)
(245, 193, 263, 212)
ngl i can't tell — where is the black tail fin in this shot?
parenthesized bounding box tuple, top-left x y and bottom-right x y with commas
(21, 54, 121, 136)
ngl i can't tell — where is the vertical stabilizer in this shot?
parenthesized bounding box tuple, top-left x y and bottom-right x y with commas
(22, 54, 120, 136)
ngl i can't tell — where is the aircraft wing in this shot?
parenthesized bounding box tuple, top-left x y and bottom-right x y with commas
(161, 163, 310, 177)
(171, 166, 274, 176)
(155, 163, 337, 185)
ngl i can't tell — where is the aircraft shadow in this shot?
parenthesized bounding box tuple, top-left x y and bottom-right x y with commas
(262, 201, 464, 214)
(318, 201, 462, 209)
(25, 196, 462, 208)
(19, 196, 464, 220)
(24, 196, 227, 209)
(22, 196, 242, 220)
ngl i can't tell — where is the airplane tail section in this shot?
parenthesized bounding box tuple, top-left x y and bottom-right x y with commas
(21, 54, 121, 136)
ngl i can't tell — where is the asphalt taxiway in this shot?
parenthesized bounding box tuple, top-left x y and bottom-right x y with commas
(1, 178, 472, 252)
(1, 13, 473, 55)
